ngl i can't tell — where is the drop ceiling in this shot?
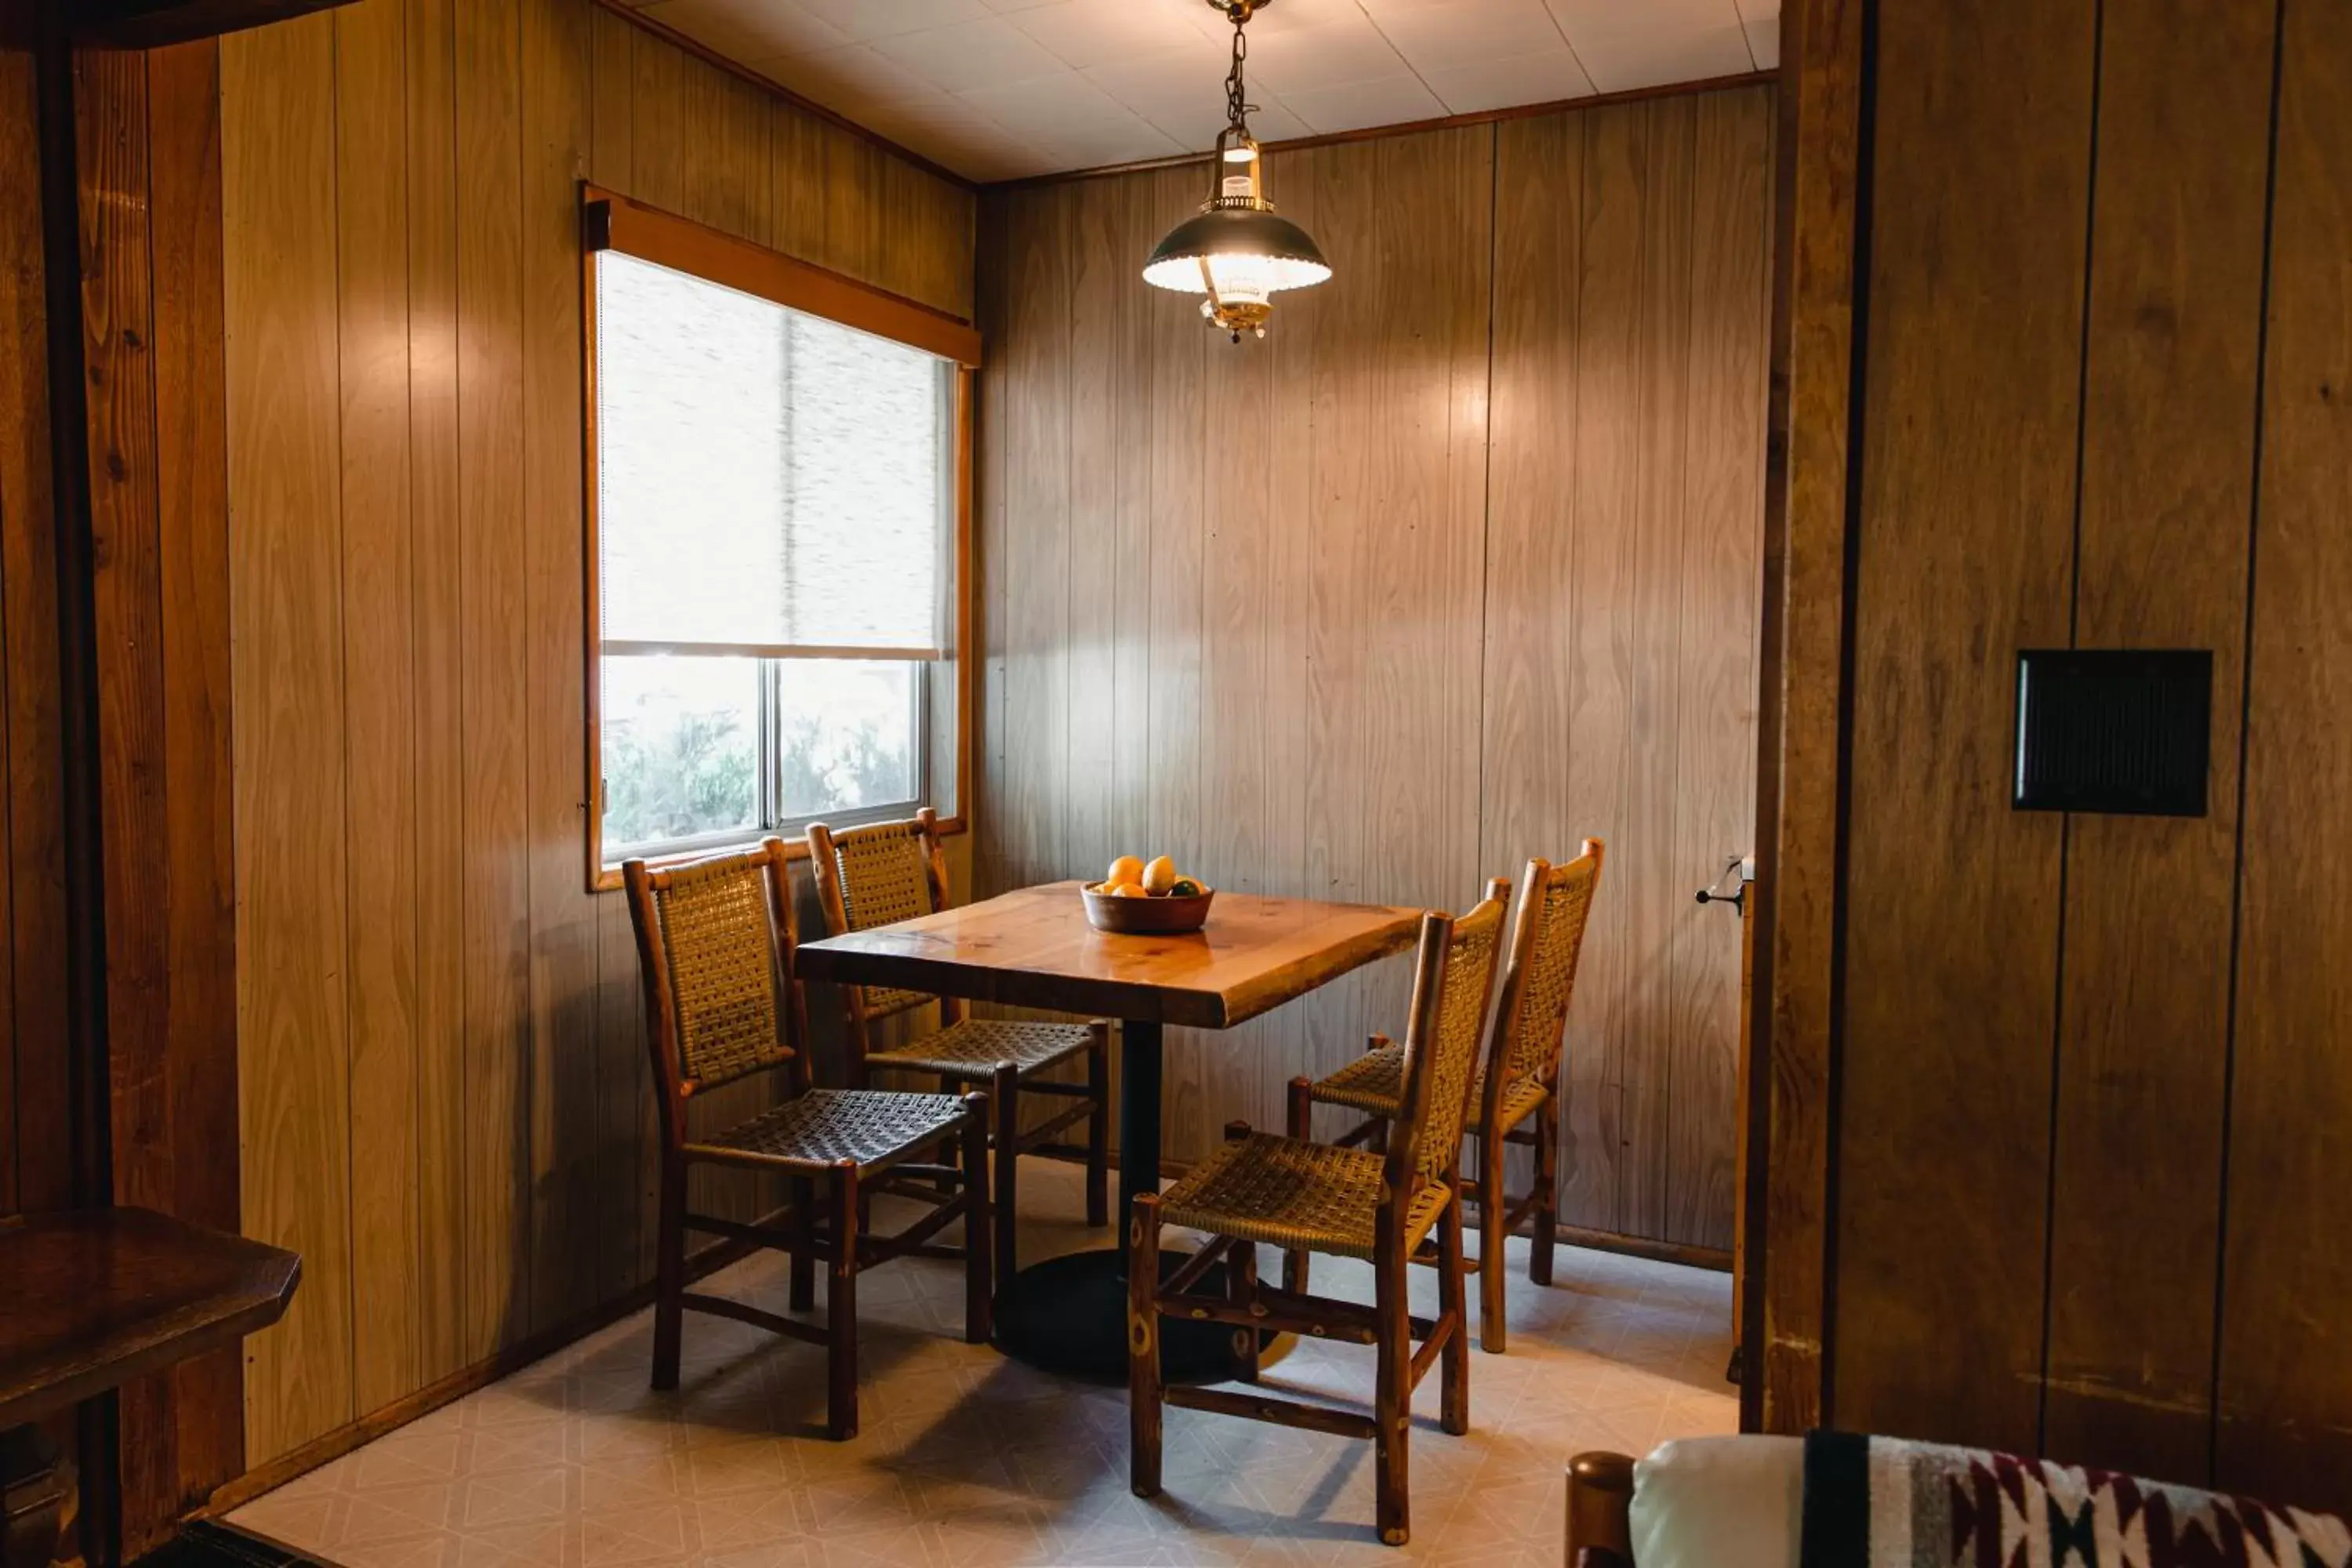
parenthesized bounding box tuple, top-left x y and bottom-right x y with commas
(615, 0, 1780, 183)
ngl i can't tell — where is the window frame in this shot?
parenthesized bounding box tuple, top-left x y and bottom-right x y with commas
(580, 182, 980, 893)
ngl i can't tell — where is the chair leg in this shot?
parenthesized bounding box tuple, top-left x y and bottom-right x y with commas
(935, 1073, 960, 1196)
(1128, 1192, 1164, 1498)
(1439, 1195, 1470, 1436)
(1226, 1236, 1262, 1385)
(1479, 1129, 1509, 1353)
(1283, 1076, 1314, 1298)
(1530, 1098, 1559, 1287)
(826, 1160, 861, 1440)
(992, 1062, 1021, 1289)
(1085, 1022, 1111, 1229)
(961, 1095, 993, 1345)
(1374, 1226, 1412, 1547)
(652, 1151, 686, 1391)
(786, 1174, 815, 1314)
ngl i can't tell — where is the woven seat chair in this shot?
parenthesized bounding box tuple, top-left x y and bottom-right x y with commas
(806, 809, 1109, 1287)
(623, 838, 993, 1441)
(1129, 882, 1510, 1548)
(1288, 842, 1603, 1353)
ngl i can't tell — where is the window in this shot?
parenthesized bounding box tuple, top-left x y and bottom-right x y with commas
(583, 187, 978, 885)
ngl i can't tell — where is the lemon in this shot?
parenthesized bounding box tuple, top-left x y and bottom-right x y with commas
(1142, 855, 1178, 895)
(1107, 855, 1144, 887)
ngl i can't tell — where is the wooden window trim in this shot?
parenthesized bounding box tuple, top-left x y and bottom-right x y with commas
(580, 183, 979, 894)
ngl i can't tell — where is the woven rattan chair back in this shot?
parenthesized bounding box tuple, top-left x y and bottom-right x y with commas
(1491, 841, 1605, 1097)
(623, 839, 808, 1115)
(1389, 880, 1510, 1192)
(806, 810, 956, 1027)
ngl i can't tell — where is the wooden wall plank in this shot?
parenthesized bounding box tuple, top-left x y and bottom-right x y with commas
(333, 0, 425, 1419)
(405, 0, 469, 1388)
(518, 0, 600, 1338)
(223, 7, 358, 1462)
(1834, 0, 2093, 1451)
(0, 7, 55, 1221)
(2044, 0, 2275, 1485)
(1666, 85, 1770, 1252)
(455, 0, 532, 1363)
(147, 32, 243, 1533)
(2217, 0, 2352, 1509)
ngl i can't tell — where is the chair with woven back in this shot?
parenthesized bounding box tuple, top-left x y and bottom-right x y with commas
(1288, 841, 1604, 1352)
(1128, 881, 1511, 1548)
(622, 837, 994, 1441)
(805, 809, 1110, 1287)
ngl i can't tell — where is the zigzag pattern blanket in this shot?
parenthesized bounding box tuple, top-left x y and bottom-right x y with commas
(1800, 1431, 2352, 1568)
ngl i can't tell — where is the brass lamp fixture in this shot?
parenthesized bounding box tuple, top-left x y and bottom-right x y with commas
(1142, 0, 1330, 342)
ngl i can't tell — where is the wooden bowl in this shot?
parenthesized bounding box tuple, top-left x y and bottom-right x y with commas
(1081, 883, 1215, 935)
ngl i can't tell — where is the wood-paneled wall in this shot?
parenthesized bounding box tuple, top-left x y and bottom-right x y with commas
(1766, 0, 2352, 1509)
(975, 84, 1774, 1252)
(215, 0, 974, 1467)
(0, 0, 67, 1228)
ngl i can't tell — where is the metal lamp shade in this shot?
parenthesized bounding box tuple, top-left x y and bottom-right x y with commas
(1141, 206, 1332, 295)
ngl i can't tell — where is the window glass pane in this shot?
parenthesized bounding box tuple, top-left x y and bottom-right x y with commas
(597, 253, 789, 645)
(601, 654, 761, 851)
(782, 315, 947, 652)
(777, 661, 920, 819)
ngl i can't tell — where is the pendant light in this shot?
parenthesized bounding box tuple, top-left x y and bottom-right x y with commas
(1142, 0, 1330, 342)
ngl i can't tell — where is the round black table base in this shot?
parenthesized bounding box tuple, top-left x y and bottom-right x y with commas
(994, 1249, 1244, 1385)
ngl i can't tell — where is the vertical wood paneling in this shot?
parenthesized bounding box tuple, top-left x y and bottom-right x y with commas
(978, 93, 1769, 1244)
(218, 0, 976, 1461)
(0, 5, 60, 1221)
(405, 0, 469, 1388)
(223, 8, 358, 1461)
(2044, 0, 2275, 1483)
(1835, 0, 2092, 1453)
(2217, 0, 2352, 1508)
(455, 0, 533, 1365)
(334, 0, 425, 1417)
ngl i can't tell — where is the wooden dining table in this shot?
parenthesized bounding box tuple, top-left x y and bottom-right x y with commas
(795, 879, 1422, 1383)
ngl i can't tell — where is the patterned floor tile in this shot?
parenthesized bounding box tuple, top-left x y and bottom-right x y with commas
(232, 1163, 1735, 1565)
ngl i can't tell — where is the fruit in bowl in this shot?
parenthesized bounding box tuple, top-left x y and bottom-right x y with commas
(1083, 855, 1214, 933)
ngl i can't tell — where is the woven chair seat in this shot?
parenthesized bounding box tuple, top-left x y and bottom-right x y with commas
(686, 1089, 968, 1171)
(1310, 1047, 1549, 1137)
(1158, 1133, 1451, 1262)
(868, 1018, 1095, 1080)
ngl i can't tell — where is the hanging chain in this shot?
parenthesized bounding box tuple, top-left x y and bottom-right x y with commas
(1223, 9, 1252, 135)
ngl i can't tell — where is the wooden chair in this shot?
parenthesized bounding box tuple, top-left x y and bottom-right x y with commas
(622, 837, 993, 1441)
(805, 809, 1109, 1287)
(1289, 842, 1603, 1352)
(1128, 884, 1510, 1548)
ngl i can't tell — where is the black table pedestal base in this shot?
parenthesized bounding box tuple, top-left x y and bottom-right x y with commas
(993, 1250, 1243, 1385)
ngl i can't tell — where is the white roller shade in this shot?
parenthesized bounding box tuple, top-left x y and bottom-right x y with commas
(595, 252, 952, 659)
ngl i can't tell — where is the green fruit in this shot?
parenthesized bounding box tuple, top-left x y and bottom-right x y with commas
(1168, 878, 1203, 898)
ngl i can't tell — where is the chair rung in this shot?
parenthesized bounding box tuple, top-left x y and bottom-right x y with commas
(1018, 1079, 1094, 1099)
(1330, 1116, 1385, 1149)
(682, 1210, 800, 1250)
(860, 1188, 972, 1267)
(1014, 1100, 1094, 1148)
(1167, 1385, 1377, 1442)
(681, 1291, 827, 1348)
(1162, 1239, 1232, 1298)
(1408, 1312, 1457, 1388)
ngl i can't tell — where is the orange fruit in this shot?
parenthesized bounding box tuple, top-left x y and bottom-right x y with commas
(1107, 855, 1144, 887)
(1110, 881, 1148, 898)
(1142, 855, 1178, 895)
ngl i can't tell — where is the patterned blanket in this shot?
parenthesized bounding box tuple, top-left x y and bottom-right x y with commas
(1799, 1431, 2352, 1568)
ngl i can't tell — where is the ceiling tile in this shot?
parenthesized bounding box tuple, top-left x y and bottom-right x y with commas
(851, 95, 1053, 177)
(637, 0, 851, 60)
(1421, 48, 1595, 113)
(792, 0, 993, 41)
(1544, 0, 1756, 92)
(1192, 0, 1369, 38)
(866, 15, 1073, 91)
(1240, 19, 1414, 94)
(1081, 45, 1315, 150)
(758, 43, 942, 105)
(1359, 0, 1572, 74)
(1277, 72, 1447, 134)
(1007, 0, 1210, 70)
